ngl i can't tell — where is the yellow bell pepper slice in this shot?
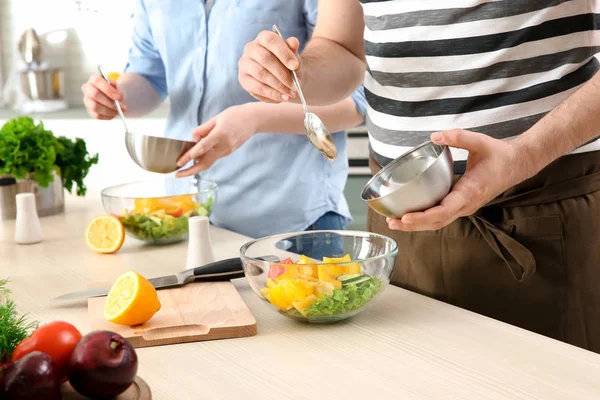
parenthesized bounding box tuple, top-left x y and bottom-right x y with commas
(297, 255, 319, 278)
(263, 279, 315, 311)
(292, 294, 318, 316)
(316, 265, 343, 290)
(273, 265, 300, 283)
(266, 278, 277, 289)
(322, 254, 360, 277)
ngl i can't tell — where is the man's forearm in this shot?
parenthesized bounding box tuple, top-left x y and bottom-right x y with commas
(299, 38, 366, 106)
(248, 97, 364, 134)
(513, 71, 600, 177)
(296, 0, 366, 105)
(116, 72, 162, 117)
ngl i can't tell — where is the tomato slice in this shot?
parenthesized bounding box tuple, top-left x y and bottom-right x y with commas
(169, 208, 184, 218)
(267, 258, 294, 279)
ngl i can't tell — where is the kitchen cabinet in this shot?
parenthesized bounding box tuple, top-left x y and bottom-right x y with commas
(345, 126, 371, 231)
(344, 174, 370, 230)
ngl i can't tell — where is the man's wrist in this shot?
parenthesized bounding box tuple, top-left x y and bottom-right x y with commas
(510, 127, 558, 181)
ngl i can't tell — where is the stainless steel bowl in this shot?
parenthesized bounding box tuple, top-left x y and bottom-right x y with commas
(125, 131, 195, 174)
(0, 173, 64, 220)
(19, 69, 65, 100)
(361, 141, 454, 218)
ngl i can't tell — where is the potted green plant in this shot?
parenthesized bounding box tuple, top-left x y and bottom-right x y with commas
(0, 116, 99, 219)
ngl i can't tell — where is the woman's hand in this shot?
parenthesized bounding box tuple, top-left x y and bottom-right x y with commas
(81, 74, 127, 120)
(175, 105, 258, 177)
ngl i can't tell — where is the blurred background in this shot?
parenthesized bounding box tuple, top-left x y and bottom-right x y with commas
(0, 0, 371, 230)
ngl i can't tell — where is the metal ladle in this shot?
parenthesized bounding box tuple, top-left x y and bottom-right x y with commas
(97, 65, 129, 132)
(97, 65, 196, 174)
(272, 25, 337, 161)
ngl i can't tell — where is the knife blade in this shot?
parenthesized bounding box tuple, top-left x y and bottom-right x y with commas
(51, 257, 252, 301)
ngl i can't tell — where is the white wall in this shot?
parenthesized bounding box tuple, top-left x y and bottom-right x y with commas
(0, 0, 135, 107)
(0, 0, 599, 109)
(0, 114, 172, 191)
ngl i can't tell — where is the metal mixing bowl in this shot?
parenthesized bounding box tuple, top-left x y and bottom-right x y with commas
(125, 131, 196, 174)
(361, 141, 454, 218)
(240, 230, 398, 323)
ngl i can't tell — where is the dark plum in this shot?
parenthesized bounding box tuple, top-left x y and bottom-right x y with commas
(68, 330, 138, 399)
(1, 351, 61, 400)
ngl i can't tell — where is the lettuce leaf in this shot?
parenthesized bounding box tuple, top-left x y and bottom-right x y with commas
(303, 277, 383, 318)
(0, 117, 60, 187)
(119, 201, 213, 241)
(0, 116, 98, 195)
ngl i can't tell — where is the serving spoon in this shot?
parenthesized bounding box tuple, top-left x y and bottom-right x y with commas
(272, 25, 338, 161)
(97, 65, 130, 132)
(97, 65, 196, 174)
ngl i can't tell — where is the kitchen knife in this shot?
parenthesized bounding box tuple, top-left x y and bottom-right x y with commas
(51, 257, 267, 301)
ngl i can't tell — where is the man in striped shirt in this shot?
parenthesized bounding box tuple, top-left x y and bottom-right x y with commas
(238, 1, 600, 353)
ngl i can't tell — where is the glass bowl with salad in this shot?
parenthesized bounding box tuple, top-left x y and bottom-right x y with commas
(240, 230, 398, 323)
(101, 176, 217, 244)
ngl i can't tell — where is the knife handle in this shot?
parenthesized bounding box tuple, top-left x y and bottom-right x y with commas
(192, 258, 245, 281)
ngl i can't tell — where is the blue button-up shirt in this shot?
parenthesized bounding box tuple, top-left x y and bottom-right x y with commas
(124, 0, 367, 238)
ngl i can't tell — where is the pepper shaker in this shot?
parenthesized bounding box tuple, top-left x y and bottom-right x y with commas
(14, 193, 43, 245)
(186, 216, 214, 269)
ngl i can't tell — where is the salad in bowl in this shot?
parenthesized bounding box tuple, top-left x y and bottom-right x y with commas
(101, 176, 216, 244)
(240, 230, 398, 323)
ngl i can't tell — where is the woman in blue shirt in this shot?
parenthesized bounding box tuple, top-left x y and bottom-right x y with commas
(81, 0, 366, 239)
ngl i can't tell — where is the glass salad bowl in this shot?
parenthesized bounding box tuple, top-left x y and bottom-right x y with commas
(101, 176, 217, 244)
(240, 230, 398, 323)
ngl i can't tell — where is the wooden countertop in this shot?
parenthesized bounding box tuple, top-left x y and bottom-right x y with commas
(1, 193, 600, 399)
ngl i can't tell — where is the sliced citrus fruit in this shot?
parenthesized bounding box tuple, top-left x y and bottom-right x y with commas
(107, 71, 121, 81)
(104, 271, 161, 326)
(85, 215, 125, 254)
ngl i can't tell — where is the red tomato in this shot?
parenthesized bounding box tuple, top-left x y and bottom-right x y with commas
(12, 321, 83, 380)
(267, 258, 294, 279)
(169, 208, 184, 218)
(268, 265, 285, 279)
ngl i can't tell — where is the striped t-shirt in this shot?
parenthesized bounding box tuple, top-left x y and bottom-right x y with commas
(360, 0, 600, 171)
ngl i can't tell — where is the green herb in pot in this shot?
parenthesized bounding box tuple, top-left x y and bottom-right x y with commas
(0, 116, 99, 196)
(55, 136, 99, 196)
(0, 117, 59, 187)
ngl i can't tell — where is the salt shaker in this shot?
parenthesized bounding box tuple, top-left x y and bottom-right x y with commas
(186, 216, 214, 269)
(14, 193, 43, 245)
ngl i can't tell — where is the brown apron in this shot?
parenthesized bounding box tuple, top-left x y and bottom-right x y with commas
(367, 150, 600, 353)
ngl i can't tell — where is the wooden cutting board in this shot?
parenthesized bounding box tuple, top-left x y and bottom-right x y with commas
(88, 281, 257, 348)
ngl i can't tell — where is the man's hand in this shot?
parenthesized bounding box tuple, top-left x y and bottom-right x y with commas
(387, 129, 534, 232)
(238, 30, 300, 103)
(81, 75, 127, 120)
(175, 105, 258, 177)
